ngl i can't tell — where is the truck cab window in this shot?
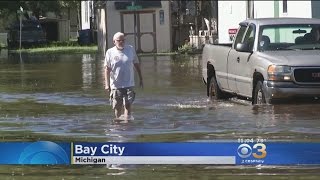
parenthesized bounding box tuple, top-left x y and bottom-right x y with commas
(233, 26, 247, 49)
(243, 25, 255, 50)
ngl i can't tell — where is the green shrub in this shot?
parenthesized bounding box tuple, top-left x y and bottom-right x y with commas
(48, 41, 79, 47)
(177, 43, 193, 54)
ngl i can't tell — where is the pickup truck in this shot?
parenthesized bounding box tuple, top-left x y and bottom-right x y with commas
(202, 18, 320, 104)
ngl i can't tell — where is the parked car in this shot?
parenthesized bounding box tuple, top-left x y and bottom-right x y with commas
(6, 20, 47, 48)
(202, 18, 320, 104)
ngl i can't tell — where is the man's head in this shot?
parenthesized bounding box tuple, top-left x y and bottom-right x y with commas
(113, 32, 125, 50)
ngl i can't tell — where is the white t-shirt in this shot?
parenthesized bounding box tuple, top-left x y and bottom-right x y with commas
(104, 45, 139, 89)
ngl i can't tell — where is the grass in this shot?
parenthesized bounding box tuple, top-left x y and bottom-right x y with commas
(138, 52, 178, 56)
(10, 46, 181, 56)
(14, 45, 98, 54)
(4, 40, 201, 55)
(5, 40, 98, 54)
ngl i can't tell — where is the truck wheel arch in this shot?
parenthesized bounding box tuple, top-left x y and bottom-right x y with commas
(207, 62, 215, 80)
(252, 72, 264, 103)
(206, 63, 215, 96)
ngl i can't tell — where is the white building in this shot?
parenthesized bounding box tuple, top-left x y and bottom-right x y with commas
(217, 1, 320, 43)
(94, 0, 320, 53)
(102, 0, 171, 53)
(80, 1, 94, 30)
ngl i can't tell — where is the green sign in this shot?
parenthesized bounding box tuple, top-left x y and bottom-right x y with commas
(126, 5, 142, 10)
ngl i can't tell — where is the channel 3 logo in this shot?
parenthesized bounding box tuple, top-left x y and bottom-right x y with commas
(237, 143, 267, 159)
(18, 141, 69, 164)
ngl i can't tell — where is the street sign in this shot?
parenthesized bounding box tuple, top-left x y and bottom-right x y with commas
(126, 5, 142, 10)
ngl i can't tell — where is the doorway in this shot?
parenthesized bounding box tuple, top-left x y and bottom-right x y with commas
(120, 11, 157, 53)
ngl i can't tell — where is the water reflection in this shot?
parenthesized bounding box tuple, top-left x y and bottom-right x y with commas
(81, 54, 95, 89)
(252, 104, 320, 138)
(0, 48, 8, 60)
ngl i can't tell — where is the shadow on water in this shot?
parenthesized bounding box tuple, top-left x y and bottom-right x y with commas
(0, 52, 320, 178)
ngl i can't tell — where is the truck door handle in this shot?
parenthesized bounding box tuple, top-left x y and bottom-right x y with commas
(237, 57, 240, 63)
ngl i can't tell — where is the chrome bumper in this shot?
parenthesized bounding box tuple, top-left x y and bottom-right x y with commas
(263, 81, 320, 100)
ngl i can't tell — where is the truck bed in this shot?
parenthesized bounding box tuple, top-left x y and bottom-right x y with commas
(202, 43, 232, 84)
(211, 43, 232, 47)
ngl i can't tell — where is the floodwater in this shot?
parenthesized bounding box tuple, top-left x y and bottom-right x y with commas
(0, 49, 319, 179)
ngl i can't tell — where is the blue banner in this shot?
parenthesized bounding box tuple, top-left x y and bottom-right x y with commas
(0, 141, 70, 164)
(236, 142, 320, 165)
(72, 142, 236, 156)
(0, 141, 320, 165)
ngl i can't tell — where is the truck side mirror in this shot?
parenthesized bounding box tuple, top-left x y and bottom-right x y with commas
(235, 43, 252, 53)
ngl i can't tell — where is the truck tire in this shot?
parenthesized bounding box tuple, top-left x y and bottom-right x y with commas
(208, 76, 225, 100)
(253, 81, 266, 104)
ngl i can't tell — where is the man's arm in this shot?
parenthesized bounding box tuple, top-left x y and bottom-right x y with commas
(104, 50, 111, 91)
(134, 63, 143, 88)
(104, 66, 111, 90)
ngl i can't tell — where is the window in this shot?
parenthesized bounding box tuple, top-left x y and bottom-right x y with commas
(259, 24, 319, 51)
(283, 0, 287, 13)
(233, 26, 247, 49)
(243, 25, 255, 51)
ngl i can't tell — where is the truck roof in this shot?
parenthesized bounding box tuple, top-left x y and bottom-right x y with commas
(240, 17, 320, 26)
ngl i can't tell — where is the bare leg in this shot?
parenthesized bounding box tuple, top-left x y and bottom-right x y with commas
(124, 103, 131, 119)
(114, 104, 123, 118)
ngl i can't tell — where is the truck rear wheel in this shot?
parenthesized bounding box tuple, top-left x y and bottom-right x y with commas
(253, 81, 266, 104)
(209, 76, 225, 100)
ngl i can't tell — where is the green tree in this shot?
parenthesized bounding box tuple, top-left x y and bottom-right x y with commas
(0, 0, 80, 20)
(24, 1, 61, 19)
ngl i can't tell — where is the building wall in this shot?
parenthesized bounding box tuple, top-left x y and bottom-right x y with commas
(81, 1, 92, 30)
(58, 20, 70, 41)
(155, 1, 171, 52)
(97, 7, 107, 55)
(106, 2, 121, 50)
(61, 7, 79, 39)
(254, 1, 274, 18)
(217, 1, 312, 44)
(279, 1, 311, 18)
(106, 1, 170, 53)
(217, 1, 247, 44)
(254, 1, 312, 18)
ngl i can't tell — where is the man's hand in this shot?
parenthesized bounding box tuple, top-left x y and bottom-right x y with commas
(105, 85, 110, 91)
(139, 80, 144, 89)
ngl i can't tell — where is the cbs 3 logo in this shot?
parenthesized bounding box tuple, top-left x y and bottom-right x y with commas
(237, 143, 267, 159)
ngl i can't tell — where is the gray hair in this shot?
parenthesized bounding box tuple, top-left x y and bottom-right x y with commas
(113, 32, 125, 41)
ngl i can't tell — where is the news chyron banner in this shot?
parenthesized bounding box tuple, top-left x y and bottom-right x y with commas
(0, 141, 70, 164)
(0, 141, 319, 165)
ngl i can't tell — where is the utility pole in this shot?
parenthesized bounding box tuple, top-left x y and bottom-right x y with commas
(132, 0, 137, 50)
(18, 6, 24, 50)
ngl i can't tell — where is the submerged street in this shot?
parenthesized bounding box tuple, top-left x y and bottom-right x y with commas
(0, 51, 319, 179)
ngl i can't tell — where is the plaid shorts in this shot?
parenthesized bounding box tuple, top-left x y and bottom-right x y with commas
(110, 88, 136, 109)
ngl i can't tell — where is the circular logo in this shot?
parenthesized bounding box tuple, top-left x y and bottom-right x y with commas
(237, 144, 252, 158)
(18, 141, 69, 164)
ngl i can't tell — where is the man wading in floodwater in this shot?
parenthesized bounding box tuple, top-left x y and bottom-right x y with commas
(104, 32, 143, 120)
